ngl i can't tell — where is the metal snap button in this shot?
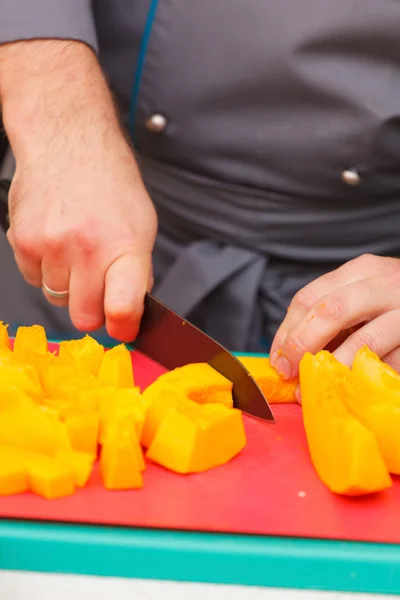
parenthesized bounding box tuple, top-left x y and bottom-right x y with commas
(341, 169, 361, 186)
(145, 114, 168, 134)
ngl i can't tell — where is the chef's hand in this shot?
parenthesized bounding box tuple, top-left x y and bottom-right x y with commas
(0, 40, 157, 342)
(270, 254, 400, 385)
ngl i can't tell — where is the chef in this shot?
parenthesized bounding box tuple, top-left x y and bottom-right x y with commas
(1, 0, 400, 381)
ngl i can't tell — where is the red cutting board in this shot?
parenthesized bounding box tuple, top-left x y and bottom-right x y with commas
(1, 346, 400, 544)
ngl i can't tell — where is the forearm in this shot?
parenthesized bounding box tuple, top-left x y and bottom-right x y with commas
(0, 40, 124, 159)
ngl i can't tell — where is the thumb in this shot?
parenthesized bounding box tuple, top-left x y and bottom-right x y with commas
(104, 252, 152, 342)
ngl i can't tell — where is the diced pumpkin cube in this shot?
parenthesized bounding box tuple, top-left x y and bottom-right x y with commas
(160, 363, 233, 407)
(54, 448, 95, 487)
(0, 345, 14, 363)
(27, 454, 75, 499)
(0, 445, 30, 495)
(0, 362, 45, 404)
(0, 321, 10, 349)
(100, 417, 144, 489)
(141, 388, 192, 448)
(77, 387, 115, 413)
(237, 355, 298, 403)
(13, 325, 48, 356)
(0, 395, 70, 455)
(58, 335, 104, 376)
(98, 344, 134, 388)
(143, 364, 233, 410)
(99, 388, 145, 444)
(65, 412, 99, 456)
(14, 348, 57, 386)
(299, 351, 391, 495)
(146, 402, 246, 474)
(43, 398, 74, 420)
(41, 363, 101, 401)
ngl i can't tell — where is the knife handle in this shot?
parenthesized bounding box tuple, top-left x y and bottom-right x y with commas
(0, 179, 10, 234)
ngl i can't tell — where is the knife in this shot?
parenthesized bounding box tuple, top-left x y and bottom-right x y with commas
(0, 167, 274, 421)
(136, 293, 274, 421)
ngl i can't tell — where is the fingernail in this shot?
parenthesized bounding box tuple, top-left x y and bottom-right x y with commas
(270, 351, 278, 367)
(275, 356, 292, 380)
(295, 385, 302, 405)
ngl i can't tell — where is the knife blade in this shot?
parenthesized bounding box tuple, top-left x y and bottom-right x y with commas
(136, 293, 275, 421)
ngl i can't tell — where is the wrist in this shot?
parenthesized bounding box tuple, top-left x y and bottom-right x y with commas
(0, 40, 122, 159)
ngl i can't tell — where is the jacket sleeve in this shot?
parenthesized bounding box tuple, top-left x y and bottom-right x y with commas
(0, 0, 98, 52)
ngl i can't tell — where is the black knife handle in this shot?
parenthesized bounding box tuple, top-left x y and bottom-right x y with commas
(0, 179, 10, 234)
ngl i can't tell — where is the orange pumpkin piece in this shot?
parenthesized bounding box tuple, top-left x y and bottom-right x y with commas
(65, 412, 99, 456)
(0, 321, 10, 349)
(299, 351, 391, 496)
(0, 361, 45, 405)
(27, 454, 75, 499)
(100, 415, 144, 489)
(14, 348, 57, 387)
(40, 362, 101, 402)
(146, 402, 246, 474)
(237, 355, 297, 403)
(99, 388, 145, 444)
(351, 346, 400, 405)
(0, 395, 70, 456)
(54, 448, 95, 487)
(13, 325, 48, 356)
(0, 345, 13, 363)
(43, 398, 75, 420)
(143, 363, 233, 409)
(58, 335, 104, 376)
(141, 388, 192, 448)
(98, 344, 134, 389)
(0, 445, 30, 495)
(77, 387, 115, 413)
(345, 347, 400, 474)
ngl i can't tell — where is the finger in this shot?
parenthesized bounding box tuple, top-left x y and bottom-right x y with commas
(104, 252, 151, 342)
(270, 255, 384, 362)
(382, 346, 400, 373)
(270, 267, 362, 361)
(68, 262, 105, 331)
(277, 277, 395, 378)
(324, 324, 364, 352)
(41, 255, 70, 307)
(333, 309, 400, 367)
(7, 228, 42, 287)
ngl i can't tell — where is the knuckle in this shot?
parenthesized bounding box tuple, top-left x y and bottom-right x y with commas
(384, 263, 400, 287)
(44, 230, 65, 256)
(71, 227, 99, 257)
(356, 253, 380, 271)
(351, 329, 380, 355)
(284, 332, 307, 358)
(315, 294, 347, 322)
(11, 228, 38, 257)
(291, 287, 317, 313)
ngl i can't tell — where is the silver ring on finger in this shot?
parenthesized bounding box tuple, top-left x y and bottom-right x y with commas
(42, 282, 69, 300)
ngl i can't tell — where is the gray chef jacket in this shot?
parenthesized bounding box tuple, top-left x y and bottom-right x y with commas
(1, 0, 400, 350)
